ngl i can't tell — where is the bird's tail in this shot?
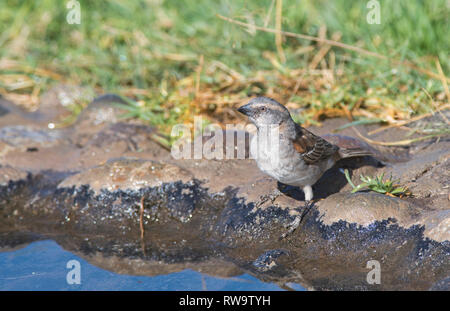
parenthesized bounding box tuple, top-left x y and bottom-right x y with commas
(338, 147, 374, 159)
(323, 134, 375, 159)
(323, 134, 409, 163)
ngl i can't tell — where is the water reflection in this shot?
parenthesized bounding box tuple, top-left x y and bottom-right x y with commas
(0, 240, 297, 291)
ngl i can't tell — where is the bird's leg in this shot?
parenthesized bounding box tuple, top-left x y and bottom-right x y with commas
(280, 185, 313, 239)
(302, 185, 313, 202)
(255, 188, 283, 208)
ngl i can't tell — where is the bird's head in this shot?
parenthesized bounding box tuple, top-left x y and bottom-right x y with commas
(238, 97, 292, 127)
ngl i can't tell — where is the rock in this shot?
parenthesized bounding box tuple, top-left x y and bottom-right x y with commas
(429, 277, 450, 291)
(252, 249, 289, 272)
(415, 210, 450, 242)
(316, 192, 421, 227)
(0, 94, 169, 172)
(73, 93, 128, 132)
(388, 150, 449, 210)
(33, 84, 95, 124)
(0, 166, 28, 185)
(0, 125, 62, 148)
(0, 98, 35, 127)
(58, 158, 193, 194)
(78, 254, 243, 278)
(0, 96, 449, 290)
(317, 191, 450, 242)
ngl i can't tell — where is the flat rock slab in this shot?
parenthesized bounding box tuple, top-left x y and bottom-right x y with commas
(317, 192, 421, 228)
(0, 92, 449, 290)
(58, 158, 194, 193)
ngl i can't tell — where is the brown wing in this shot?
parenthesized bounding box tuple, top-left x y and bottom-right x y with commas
(292, 124, 339, 164)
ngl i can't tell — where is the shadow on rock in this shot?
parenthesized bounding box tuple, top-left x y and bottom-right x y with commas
(278, 155, 383, 201)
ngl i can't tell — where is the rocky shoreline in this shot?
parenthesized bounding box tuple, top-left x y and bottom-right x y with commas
(0, 87, 448, 290)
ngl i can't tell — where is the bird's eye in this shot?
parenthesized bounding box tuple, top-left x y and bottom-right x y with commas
(260, 107, 266, 111)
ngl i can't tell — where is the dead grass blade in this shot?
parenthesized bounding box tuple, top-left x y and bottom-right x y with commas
(275, 0, 286, 63)
(352, 127, 447, 146)
(195, 54, 204, 98)
(216, 14, 450, 83)
(435, 57, 450, 104)
(367, 103, 450, 135)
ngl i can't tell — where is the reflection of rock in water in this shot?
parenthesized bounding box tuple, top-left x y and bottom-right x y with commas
(0, 91, 449, 290)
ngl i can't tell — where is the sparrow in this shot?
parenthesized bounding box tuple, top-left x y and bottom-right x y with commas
(238, 97, 373, 236)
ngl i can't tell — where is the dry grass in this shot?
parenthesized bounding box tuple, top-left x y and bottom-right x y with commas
(0, 1, 448, 145)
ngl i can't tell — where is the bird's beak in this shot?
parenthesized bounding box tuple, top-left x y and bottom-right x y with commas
(237, 104, 252, 116)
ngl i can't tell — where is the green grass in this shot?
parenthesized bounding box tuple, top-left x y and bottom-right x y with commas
(0, 0, 448, 135)
(344, 169, 411, 197)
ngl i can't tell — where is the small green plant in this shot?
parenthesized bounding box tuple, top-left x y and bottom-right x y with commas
(344, 169, 411, 197)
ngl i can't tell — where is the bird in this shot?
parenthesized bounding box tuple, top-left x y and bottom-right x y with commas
(238, 96, 374, 237)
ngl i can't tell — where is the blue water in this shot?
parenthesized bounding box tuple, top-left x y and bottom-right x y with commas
(0, 240, 297, 291)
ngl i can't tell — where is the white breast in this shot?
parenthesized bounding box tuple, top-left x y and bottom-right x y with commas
(250, 130, 298, 180)
(250, 130, 329, 187)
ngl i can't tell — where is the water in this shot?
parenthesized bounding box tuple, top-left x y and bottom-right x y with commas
(0, 240, 298, 291)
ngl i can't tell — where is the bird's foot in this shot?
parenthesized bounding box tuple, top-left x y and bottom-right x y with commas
(255, 189, 282, 208)
(280, 200, 312, 240)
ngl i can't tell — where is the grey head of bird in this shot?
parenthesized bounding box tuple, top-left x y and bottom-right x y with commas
(237, 97, 292, 127)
